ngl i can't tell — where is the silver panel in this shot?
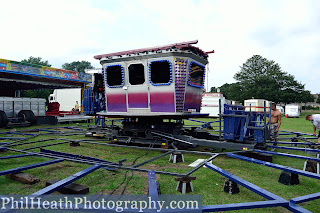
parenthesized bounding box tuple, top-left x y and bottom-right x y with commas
(0, 97, 46, 118)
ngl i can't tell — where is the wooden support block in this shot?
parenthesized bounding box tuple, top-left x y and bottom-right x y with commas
(304, 160, 319, 173)
(175, 176, 196, 194)
(46, 179, 89, 194)
(169, 152, 185, 163)
(6, 172, 40, 185)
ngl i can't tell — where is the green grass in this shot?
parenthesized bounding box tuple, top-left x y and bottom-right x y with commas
(280, 110, 320, 134)
(0, 113, 320, 212)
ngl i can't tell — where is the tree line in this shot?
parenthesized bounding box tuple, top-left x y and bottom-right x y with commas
(215, 55, 315, 104)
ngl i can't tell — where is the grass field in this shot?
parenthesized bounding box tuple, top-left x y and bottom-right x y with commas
(0, 110, 320, 212)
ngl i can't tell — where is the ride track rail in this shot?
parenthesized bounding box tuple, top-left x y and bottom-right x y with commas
(0, 125, 319, 212)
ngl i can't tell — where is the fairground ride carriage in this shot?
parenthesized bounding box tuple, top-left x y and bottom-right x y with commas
(93, 40, 213, 117)
(84, 40, 267, 150)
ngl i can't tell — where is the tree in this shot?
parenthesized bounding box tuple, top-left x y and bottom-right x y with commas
(220, 83, 246, 101)
(62, 61, 94, 73)
(210, 87, 216, 93)
(21, 56, 51, 67)
(232, 55, 313, 104)
(20, 56, 53, 99)
(316, 95, 320, 104)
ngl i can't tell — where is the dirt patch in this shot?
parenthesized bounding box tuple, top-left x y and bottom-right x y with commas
(140, 163, 189, 171)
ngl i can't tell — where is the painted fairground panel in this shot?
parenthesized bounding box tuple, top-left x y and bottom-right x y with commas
(184, 60, 206, 113)
(126, 61, 149, 110)
(148, 58, 175, 113)
(103, 63, 127, 112)
(0, 58, 92, 83)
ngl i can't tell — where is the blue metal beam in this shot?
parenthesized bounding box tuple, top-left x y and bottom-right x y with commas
(148, 170, 158, 196)
(288, 203, 312, 213)
(0, 154, 34, 160)
(39, 148, 117, 165)
(290, 192, 320, 205)
(0, 147, 7, 151)
(280, 130, 314, 137)
(204, 162, 286, 201)
(202, 200, 288, 212)
(253, 149, 320, 162)
(0, 159, 64, 176)
(0, 137, 26, 140)
(266, 141, 315, 146)
(227, 153, 320, 180)
(31, 164, 102, 196)
(267, 145, 320, 153)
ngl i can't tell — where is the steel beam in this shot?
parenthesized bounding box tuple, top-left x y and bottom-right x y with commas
(133, 150, 175, 168)
(21, 141, 70, 151)
(31, 164, 102, 196)
(185, 154, 219, 176)
(266, 141, 315, 146)
(204, 162, 286, 201)
(267, 145, 320, 153)
(280, 130, 314, 137)
(5, 138, 57, 148)
(148, 170, 158, 196)
(6, 147, 187, 177)
(287, 203, 312, 213)
(40, 148, 118, 165)
(202, 200, 288, 212)
(0, 159, 64, 176)
(290, 192, 320, 205)
(173, 135, 255, 151)
(227, 153, 320, 180)
(76, 140, 215, 156)
(0, 137, 25, 140)
(254, 149, 320, 162)
(0, 154, 33, 160)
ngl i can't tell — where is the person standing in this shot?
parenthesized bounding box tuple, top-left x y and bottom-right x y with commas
(75, 101, 80, 112)
(305, 114, 320, 146)
(269, 103, 282, 149)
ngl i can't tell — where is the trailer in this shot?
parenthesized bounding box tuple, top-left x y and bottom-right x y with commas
(244, 99, 271, 112)
(285, 104, 301, 118)
(200, 93, 230, 117)
(0, 97, 46, 127)
(276, 105, 285, 115)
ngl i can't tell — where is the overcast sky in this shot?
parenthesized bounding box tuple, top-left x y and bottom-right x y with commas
(1, 0, 319, 93)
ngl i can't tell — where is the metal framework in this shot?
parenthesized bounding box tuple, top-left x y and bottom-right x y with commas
(0, 123, 320, 212)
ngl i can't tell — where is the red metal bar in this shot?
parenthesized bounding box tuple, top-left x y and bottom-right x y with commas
(94, 40, 199, 59)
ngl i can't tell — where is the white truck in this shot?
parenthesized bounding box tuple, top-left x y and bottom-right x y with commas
(49, 88, 82, 111)
(0, 97, 46, 127)
(200, 93, 230, 117)
(285, 104, 301, 118)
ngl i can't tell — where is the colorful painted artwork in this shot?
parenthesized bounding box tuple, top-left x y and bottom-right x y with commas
(10, 63, 42, 75)
(0, 58, 92, 83)
(0, 62, 7, 70)
(42, 68, 79, 80)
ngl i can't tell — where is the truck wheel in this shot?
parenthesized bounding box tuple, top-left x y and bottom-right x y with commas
(0, 111, 8, 127)
(27, 111, 36, 125)
(18, 110, 36, 125)
(18, 110, 31, 123)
